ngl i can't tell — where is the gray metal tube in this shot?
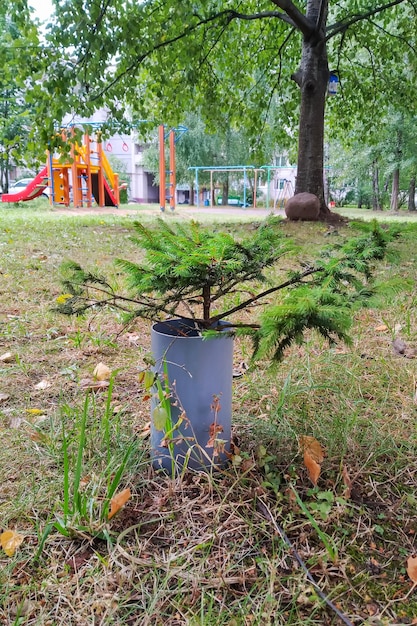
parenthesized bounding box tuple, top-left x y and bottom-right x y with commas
(150, 319, 233, 472)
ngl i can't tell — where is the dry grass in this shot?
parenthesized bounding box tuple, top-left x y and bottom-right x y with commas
(1, 201, 417, 625)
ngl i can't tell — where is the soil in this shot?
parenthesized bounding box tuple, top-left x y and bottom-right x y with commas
(51, 204, 287, 219)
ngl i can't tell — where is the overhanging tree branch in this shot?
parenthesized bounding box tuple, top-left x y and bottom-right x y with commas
(270, 0, 314, 37)
(84, 8, 295, 103)
(326, 0, 408, 40)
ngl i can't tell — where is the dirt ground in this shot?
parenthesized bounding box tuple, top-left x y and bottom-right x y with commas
(52, 203, 286, 219)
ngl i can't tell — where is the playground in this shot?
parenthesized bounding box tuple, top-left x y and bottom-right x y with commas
(2, 123, 296, 211)
(1, 130, 121, 208)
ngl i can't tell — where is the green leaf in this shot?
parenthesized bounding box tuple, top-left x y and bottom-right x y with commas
(152, 405, 168, 431)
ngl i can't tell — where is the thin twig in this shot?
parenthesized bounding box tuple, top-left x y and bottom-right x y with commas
(256, 498, 354, 626)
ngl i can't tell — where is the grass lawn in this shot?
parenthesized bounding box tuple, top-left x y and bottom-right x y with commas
(1, 200, 417, 625)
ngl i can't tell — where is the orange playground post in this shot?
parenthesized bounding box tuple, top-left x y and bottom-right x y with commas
(159, 125, 166, 211)
(169, 129, 176, 211)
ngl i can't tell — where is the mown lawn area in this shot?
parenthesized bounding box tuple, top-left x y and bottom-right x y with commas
(1, 201, 417, 625)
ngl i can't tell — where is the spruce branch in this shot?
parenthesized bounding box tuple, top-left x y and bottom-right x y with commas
(55, 219, 391, 363)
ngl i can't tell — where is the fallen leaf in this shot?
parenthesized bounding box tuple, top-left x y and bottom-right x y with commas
(298, 435, 325, 463)
(79, 378, 110, 392)
(126, 333, 141, 344)
(0, 530, 24, 556)
(393, 338, 407, 355)
(56, 293, 72, 304)
(93, 363, 111, 381)
(0, 393, 9, 402)
(108, 488, 131, 520)
(407, 555, 417, 583)
(79, 476, 90, 489)
(138, 422, 151, 438)
(374, 324, 388, 332)
(303, 451, 321, 485)
(34, 379, 52, 390)
(0, 352, 13, 363)
(30, 431, 49, 443)
(241, 458, 256, 473)
(25, 408, 45, 416)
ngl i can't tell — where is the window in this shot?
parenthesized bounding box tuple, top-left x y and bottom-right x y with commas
(275, 155, 288, 167)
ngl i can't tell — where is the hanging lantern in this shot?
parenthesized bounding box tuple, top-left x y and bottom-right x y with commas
(328, 71, 339, 95)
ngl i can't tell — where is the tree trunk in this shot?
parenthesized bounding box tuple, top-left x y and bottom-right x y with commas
(222, 178, 229, 206)
(390, 168, 400, 212)
(390, 129, 402, 212)
(372, 160, 381, 211)
(293, 0, 330, 220)
(408, 176, 416, 211)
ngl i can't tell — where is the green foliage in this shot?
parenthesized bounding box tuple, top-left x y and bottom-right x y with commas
(0, 5, 44, 191)
(57, 218, 390, 364)
(26, 0, 413, 161)
(37, 382, 140, 549)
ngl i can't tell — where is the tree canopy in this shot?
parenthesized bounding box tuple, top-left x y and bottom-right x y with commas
(10, 0, 417, 217)
(0, 5, 42, 190)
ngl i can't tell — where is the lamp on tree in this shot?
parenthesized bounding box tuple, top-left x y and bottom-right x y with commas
(328, 71, 339, 95)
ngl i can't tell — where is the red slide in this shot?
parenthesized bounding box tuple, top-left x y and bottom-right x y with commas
(1, 167, 49, 203)
(91, 172, 118, 207)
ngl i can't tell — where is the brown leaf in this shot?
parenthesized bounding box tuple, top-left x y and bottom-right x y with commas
(241, 458, 256, 473)
(79, 378, 110, 392)
(374, 324, 388, 332)
(407, 555, 417, 583)
(303, 451, 321, 485)
(138, 422, 151, 438)
(298, 435, 325, 463)
(0, 352, 13, 363)
(206, 423, 224, 448)
(108, 488, 131, 520)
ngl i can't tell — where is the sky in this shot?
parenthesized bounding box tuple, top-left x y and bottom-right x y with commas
(29, 0, 55, 24)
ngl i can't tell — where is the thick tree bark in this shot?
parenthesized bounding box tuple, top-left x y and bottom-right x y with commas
(390, 168, 400, 212)
(408, 176, 416, 211)
(390, 129, 402, 211)
(292, 0, 331, 220)
(372, 160, 381, 211)
(222, 179, 229, 206)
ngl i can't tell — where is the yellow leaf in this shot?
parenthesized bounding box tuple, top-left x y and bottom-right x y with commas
(298, 435, 325, 463)
(26, 408, 44, 415)
(303, 451, 321, 485)
(93, 363, 112, 381)
(407, 555, 417, 583)
(56, 293, 73, 304)
(108, 488, 131, 520)
(0, 530, 24, 557)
